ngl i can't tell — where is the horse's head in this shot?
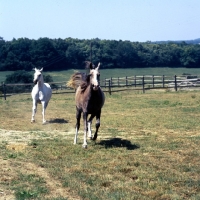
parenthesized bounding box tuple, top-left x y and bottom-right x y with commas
(89, 62, 100, 91)
(33, 68, 43, 84)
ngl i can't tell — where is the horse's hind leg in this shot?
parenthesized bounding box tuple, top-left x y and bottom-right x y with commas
(93, 111, 101, 141)
(88, 114, 95, 139)
(31, 100, 37, 123)
(74, 108, 81, 145)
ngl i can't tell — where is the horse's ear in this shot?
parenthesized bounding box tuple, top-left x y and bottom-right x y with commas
(40, 68, 43, 72)
(85, 61, 93, 69)
(32, 68, 36, 71)
(96, 62, 100, 70)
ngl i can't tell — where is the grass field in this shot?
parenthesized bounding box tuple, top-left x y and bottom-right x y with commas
(1, 67, 200, 83)
(0, 88, 200, 199)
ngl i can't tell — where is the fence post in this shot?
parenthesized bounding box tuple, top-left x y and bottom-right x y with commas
(126, 76, 128, 86)
(3, 82, 6, 100)
(162, 75, 165, 88)
(142, 76, 145, 93)
(174, 75, 177, 91)
(134, 75, 136, 87)
(152, 75, 154, 88)
(108, 79, 111, 95)
(0, 82, 2, 99)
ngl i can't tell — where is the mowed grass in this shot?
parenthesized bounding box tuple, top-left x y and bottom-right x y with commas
(0, 89, 200, 199)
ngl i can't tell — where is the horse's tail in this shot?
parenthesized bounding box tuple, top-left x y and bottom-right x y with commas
(67, 72, 87, 89)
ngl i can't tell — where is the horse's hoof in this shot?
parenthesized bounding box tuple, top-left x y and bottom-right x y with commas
(31, 120, 35, 123)
(82, 144, 87, 149)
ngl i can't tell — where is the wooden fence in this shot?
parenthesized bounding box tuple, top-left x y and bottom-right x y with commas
(103, 75, 200, 94)
(1, 75, 200, 99)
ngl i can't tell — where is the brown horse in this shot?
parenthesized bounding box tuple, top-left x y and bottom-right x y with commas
(67, 61, 105, 148)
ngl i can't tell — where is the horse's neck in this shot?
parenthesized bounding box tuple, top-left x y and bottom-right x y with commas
(82, 84, 92, 99)
(88, 84, 99, 99)
(37, 78, 44, 88)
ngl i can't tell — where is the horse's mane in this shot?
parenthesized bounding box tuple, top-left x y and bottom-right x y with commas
(67, 72, 90, 92)
(67, 61, 96, 92)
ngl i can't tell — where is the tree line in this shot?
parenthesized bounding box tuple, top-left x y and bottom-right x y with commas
(0, 37, 200, 71)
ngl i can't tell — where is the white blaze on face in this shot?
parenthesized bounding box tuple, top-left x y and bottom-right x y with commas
(90, 68, 100, 90)
(33, 69, 42, 83)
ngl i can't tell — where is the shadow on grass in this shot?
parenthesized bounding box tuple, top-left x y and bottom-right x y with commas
(49, 118, 68, 124)
(97, 138, 140, 150)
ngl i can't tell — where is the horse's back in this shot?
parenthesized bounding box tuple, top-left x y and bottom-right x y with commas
(44, 83, 52, 101)
(44, 83, 51, 89)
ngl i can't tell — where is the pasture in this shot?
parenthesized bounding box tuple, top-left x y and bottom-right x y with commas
(2, 67, 200, 83)
(0, 89, 200, 199)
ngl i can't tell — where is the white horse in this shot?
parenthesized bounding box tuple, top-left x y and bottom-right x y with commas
(31, 68, 52, 124)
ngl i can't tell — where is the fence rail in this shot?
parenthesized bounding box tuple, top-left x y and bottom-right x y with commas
(1, 75, 200, 99)
(103, 74, 200, 94)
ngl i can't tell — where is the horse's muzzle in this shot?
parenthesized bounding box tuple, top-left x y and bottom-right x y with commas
(92, 84, 99, 91)
(33, 80, 38, 84)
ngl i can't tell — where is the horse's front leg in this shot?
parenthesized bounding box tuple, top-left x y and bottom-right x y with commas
(41, 101, 47, 124)
(82, 112, 88, 148)
(93, 110, 101, 141)
(88, 114, 95, 139)
(31, 100, 37, 123)
(74, 108, 81, 145)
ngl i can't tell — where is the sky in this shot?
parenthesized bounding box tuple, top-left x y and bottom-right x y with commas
(0, 0, 200, 42)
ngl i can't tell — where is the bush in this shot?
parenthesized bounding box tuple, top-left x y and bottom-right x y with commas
(4, 71, 55, 93)
(5, 70, 33, 84)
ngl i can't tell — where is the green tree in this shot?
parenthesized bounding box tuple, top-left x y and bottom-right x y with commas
(0, 37, 200, 71)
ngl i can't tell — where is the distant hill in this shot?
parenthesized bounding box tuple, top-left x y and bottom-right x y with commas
(153, 38, 200, 44)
